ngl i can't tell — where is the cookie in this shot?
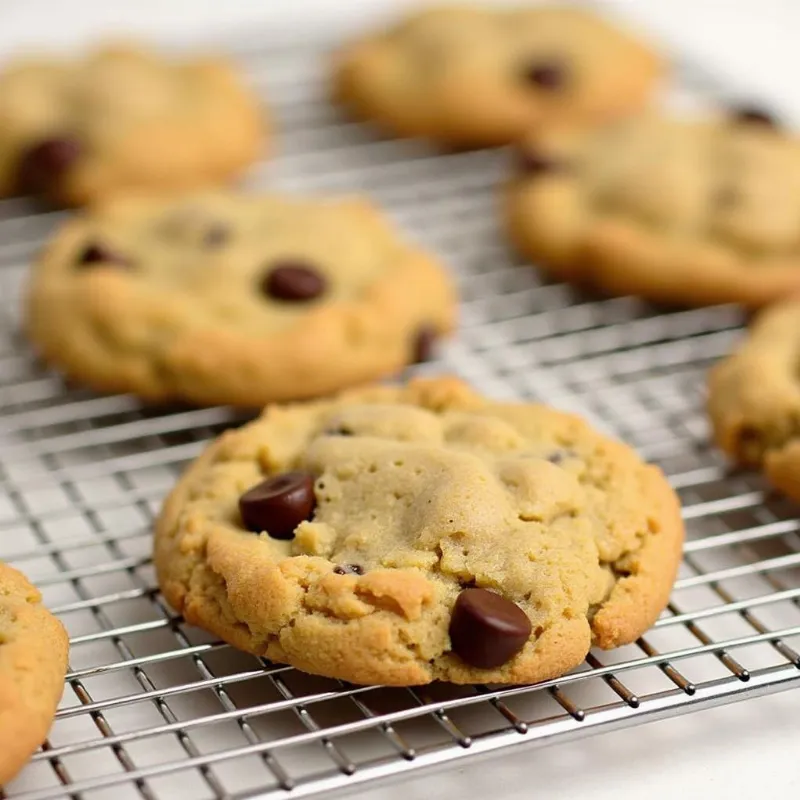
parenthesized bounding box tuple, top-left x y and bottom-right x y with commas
(155, 377, 684, 686)
(506, 111, 800, 307)
(708, 301, 800, 501)
(26, 191, 457, 407)
(0, 562, 69, 785)
(0, 43, 264, 206)
(333, 6, 661, 148)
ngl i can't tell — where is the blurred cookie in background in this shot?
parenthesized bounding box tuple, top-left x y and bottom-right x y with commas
(0, 43, 266, 206)
(709, 300, 800, 502)
(333, 5, 662, 148)
(26, 190, 457, 406)
(505, 109, 798, 307)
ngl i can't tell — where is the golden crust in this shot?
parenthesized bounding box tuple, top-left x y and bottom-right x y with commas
(0, 562, 69, 785)
(155, 377, 683, 686)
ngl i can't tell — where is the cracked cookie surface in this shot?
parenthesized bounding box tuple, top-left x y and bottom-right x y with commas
(26, 191, 456, 407)
(507, 112, 800, 307)
(0, 562, 69, 785)
(333, 5, 660, 148)
(709, 301, 800, 500)
(0, 43, 264, 206)
(155, 377, 683, 686)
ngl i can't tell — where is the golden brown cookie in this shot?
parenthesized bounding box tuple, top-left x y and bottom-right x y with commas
(0, 562, 69, 786)
(506, 111, 800, 307)
(0, 43, 264, 206)
(333, 5, 661, 148)
(26, 191, 457, 407)
(708, 301, 800, 501)
(155, 377, 684, 686)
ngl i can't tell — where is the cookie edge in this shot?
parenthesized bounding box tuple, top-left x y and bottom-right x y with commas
(0, 562, 69, 786)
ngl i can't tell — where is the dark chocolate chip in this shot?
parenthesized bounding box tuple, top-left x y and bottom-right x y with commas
(412, 325, 438, 364)
(262, 261, 326, 302)
(327, 426, 354, 436)
(204, 224, 229, 248)
(77, 243, 131, 269)
(547, 449, 575, 465)
(239, 472, 316, 540)
(715, 186, 738, 209)
(516, 149, 565, 175)
(448, 587, 532, 669)
(333, 564, 364, 575)
(522, 60, 566, 91)
(731, 106, 778, 129)
(17, 137, 82, 196)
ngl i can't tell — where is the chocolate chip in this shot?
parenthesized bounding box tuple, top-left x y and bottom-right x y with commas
(731, 106, 778, 129)
(17, 137, 82, 196)
(715, 186, 738, 209)
(204, 224, 229, 248)
(327, 426, 354, 436)
(412, 325, 438, 364)
(239, 472, 316, 540)
(547, 449, 575, 464)
(516, 149, 564, 175)
(448, 588, 532, 669)
(77, 243, 131, 269)
(522, 60, 566, 91)
(333, 564, 364, 575)
(262, 262, 326, 302)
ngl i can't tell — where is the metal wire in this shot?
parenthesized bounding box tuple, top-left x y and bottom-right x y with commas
(3, 36, 800, 800)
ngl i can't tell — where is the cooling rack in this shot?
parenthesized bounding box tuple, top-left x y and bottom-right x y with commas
(3, 33, 800, 800)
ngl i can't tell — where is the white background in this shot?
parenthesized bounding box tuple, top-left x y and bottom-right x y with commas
(2, 2, 798, 798)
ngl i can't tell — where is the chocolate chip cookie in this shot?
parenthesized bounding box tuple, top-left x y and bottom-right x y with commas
(708, 301, 800, 501)
(333, 6, 661, 147)
(506, 111, 800, 307)
(155, 377, 683, 686)
(0, 43, 264, 206)
(0, 562, 69, 785)
(26, 192, 457, 407)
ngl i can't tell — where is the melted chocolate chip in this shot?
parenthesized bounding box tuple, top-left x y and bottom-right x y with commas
(333, 564, 364, 575)
(17, 137, 82, 196)
(262, 262, 327, 302)
(731, 106, 778, 129)
(412, 325, 438, 364)
(327, 426, 354, 436)
(204, 224, 229, 248)
(449, 588, 532, 669)
(77, 243, 131, 269)
(239, 472, 316, 540)
(522, 60, 566, 91)
(516, 149, 565, 175)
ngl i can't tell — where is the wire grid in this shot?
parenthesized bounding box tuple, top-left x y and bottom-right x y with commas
(2, 34, 800, 800)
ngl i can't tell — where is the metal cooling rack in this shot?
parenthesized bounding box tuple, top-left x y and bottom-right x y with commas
(3, 33, 800, 800)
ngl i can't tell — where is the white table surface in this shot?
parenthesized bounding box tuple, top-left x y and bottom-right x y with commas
(2, 2, 798, 798)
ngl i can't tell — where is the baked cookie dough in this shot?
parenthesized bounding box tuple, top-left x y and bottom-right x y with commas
(26, 191, 457, 407)
(333, 5, 661, 147)
(709, 301, 800, 501)
(155, 377, 684, 686)
(0, 562, 69, 785)
(0, 43, 264, 206)
(506, 110, 800, 307)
